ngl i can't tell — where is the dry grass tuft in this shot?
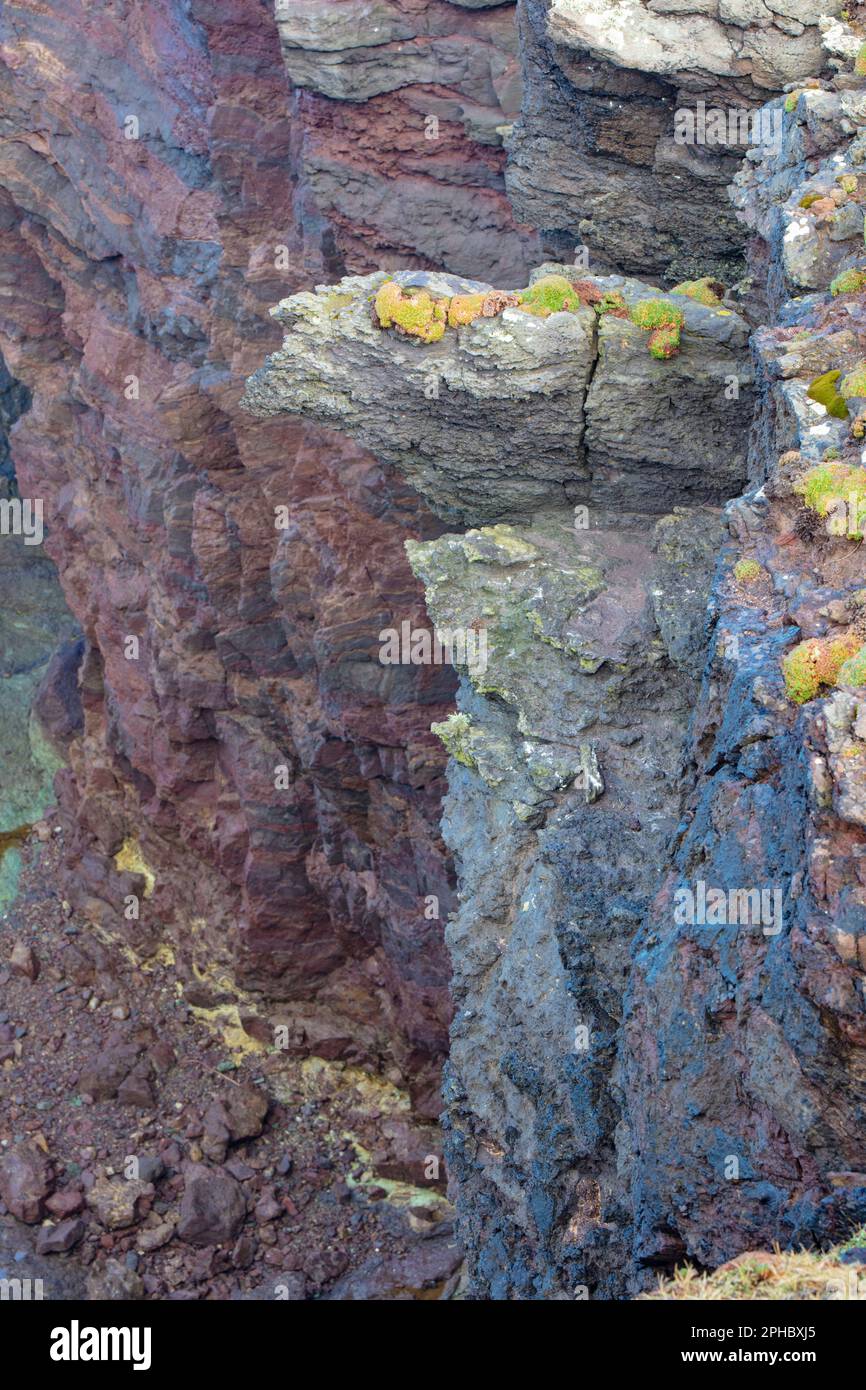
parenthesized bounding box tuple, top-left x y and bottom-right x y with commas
(641, 1237, 866, 1300)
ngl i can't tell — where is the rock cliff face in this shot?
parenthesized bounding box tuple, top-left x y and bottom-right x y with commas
(503, 0, 840, 284)
(0, 0, 463, 1113)
(627, 52, 866, 1278)
(4, 0, 866, 1301)
(273, 0, 540, 283)
(244, 264, 757, 1294)
(247, 11, 866, 1294)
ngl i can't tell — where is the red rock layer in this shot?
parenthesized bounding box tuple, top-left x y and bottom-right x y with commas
(0, 0, 460, 1114)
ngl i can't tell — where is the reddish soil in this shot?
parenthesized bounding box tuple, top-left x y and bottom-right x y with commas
(0, 828, 461, 1301)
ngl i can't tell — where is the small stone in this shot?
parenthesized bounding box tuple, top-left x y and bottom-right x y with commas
(36, 1218, 85, 1254)
(117, 1069, 156, 1109)
(45, 1188, 85, 1218)
(202, 1085, 269, 1163)
(135, 1155, 165, 1185)
(232, 1232, 256, 1269)
(9, 943, 39, 981)
(86, 1257, 145, 1301)
(0, 1142, 55, 1222)
(254, 1190, 282, 1224)
(86, 1175, 150, 1231)
(136, 1219, 176, 1253)
(177, 1164, 246, 1247)
(225, 1159, 256, 1181)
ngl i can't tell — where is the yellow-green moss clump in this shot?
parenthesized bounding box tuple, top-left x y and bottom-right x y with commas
(795, 462, 866, 537)
(596, 289, 629, 318)
(782, 634, 860, 703)
(807, 369, 849, 418)
(374, 280, 448, 342)
(671, 277, 725, 307)
(841, 360, 866, 399)
(630, 299, 686, 360)
(430, 712, 476, 768)
(733, 558, 763, 584)
(784, 91, 802, 113)
(856, 42, 866, 77)
(831, 267, 866, 296)
(838, 645, 866, 686)
(447, 293, 486, 327)
(517, 275, 582, 317)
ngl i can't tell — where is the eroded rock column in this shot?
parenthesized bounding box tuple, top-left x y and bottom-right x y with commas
(244, 265, 754, 1294)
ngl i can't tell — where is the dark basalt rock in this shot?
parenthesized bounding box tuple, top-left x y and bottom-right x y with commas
(505, 0, 754, 284)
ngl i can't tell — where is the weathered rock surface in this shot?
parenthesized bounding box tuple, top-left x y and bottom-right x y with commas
(621, 58, 866, 1274)
(86, 1175, 152, 1232)
(732, 74, 866, 313)
(549, 0, 835, 92)
(245, 264, 753, 524)
(504, 0, 804, 283)
(412, 508, 726, 1296)
(273, 0, 539, 283)
(0, 0, 460, 1111)
(244, 261, 754, 1294)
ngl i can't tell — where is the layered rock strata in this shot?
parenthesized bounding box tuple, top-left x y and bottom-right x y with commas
(273, 0, 540, 283)
(0, 0, 464, 1112)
